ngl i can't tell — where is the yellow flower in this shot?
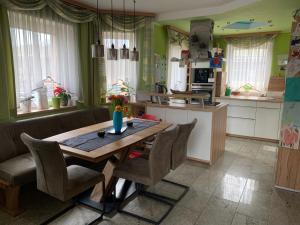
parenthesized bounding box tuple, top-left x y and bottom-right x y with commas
(115, 105, 122, 112)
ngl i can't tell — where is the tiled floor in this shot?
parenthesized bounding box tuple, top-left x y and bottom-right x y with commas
(1, 137, 300, 225)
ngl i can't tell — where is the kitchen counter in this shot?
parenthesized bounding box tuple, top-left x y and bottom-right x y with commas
(219, 95, 283, 103)
(146, 102, 227, 165)
(146, 102, 228, 112)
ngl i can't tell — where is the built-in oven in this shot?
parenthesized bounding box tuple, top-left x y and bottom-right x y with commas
(191, 83, 215, 104)
(192, 68, 214, 84)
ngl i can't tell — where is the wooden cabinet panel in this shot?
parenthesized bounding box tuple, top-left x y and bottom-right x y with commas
(227, 117, 255, 136)
(255, 108, 280, 140)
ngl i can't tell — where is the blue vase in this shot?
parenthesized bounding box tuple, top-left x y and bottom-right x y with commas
(113, 111, 123, 134)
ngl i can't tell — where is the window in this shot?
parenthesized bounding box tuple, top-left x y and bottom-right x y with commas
(167, 43, 188, 92)
(103, 31, 137, 93)
(226, 37, 274, 92)
(8, 9, 81, 111)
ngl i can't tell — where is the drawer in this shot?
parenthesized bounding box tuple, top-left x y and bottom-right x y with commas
(220, 99, 257, 107)
(257, 102, 281, 109)
(228, 106, 256, 119)
(227, 117, 255, 136)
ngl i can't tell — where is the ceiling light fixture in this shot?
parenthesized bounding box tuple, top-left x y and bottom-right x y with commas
(130, 0, 139, 61)
(107, 0, 118, 60)
(120, 0, 129, 59)
(91, 0, 104, 58)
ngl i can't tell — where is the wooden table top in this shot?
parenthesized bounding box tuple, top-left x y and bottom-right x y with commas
(45, 118, 172, 163)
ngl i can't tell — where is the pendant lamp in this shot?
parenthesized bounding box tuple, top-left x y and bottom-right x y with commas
(107, 0, 118, 60)
(91, 0, 104, 58)
(120, 0, 129, 59)
(130, 0, 139, 61)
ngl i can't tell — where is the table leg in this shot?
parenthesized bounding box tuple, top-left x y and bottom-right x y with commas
(90, 148, 130, 202)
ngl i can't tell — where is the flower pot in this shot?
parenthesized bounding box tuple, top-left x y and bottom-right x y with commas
(60, 97, 68, 107)
(113, 111, 123, 134)
(52, 97, 61, 109)
(20, 100, 31, 113)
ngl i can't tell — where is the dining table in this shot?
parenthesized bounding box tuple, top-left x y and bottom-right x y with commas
(44, 117, 172, 211)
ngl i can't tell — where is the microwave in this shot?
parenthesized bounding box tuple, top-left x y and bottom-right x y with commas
(192, 68, 214, 84)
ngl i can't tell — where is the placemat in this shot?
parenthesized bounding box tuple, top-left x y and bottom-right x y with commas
(60, 119, 159, 152)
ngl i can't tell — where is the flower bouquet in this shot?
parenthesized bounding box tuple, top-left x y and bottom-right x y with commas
(54, 86, 71, 107)
(108, 95, 130, 134)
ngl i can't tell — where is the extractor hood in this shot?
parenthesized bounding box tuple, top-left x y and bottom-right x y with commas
(189, 19, 214, 62)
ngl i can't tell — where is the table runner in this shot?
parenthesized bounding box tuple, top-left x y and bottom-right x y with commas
(60, 119, 159, 152)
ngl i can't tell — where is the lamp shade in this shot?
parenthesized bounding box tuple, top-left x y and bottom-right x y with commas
(91, 41, 104, 58)
(120, 44, 129, 59)
(107, 44, 118, 60)
(130, 47, 139, 61)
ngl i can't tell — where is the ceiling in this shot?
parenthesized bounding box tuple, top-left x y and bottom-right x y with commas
(78, 0, 257, 20)
(159, 0, 299, 35)
(78, 0, 299, 35)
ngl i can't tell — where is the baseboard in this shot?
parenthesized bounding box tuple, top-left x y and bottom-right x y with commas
(187, 157, 211, 165)
(274, 185, 300, 193)
(226, 134, 279, 143)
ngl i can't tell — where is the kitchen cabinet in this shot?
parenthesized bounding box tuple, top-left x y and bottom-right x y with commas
(255, 108, 280, 139)
(146, 103, 227, 165)
(217, 97, 282, 140)
(227, 117, 255, 137)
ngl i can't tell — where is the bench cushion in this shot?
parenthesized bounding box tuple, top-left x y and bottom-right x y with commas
(0, 153, 35, 185)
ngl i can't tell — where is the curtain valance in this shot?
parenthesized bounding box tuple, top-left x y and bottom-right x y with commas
(167, 27, 189, 47)
(225, 35, 275, 49)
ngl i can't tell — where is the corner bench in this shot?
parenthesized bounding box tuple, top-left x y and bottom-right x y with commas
(0, 107, 110, 216)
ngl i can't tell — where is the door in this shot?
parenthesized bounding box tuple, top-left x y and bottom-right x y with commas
(255, 108, 280, 140)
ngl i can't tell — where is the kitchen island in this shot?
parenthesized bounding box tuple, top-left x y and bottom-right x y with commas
(146, 102, 228, 165)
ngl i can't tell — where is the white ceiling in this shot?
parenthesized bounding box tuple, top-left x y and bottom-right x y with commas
(78, 0, 258, 21)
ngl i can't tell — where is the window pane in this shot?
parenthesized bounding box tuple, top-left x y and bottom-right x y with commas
(8, 9, 81, 108)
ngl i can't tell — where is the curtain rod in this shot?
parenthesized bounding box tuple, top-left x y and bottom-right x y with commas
(222, 31, 280, 39)
(166, 25, 189, 37)
(62, 0, 156, 17)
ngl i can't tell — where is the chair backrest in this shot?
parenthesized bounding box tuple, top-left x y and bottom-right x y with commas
(20, 133, 67, 200)
(171, 119, 197, 170)
(148, 127, 178, 184)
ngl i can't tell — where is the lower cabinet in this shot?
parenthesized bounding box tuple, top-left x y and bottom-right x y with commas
(227, 117, 255, 137)
(255, 108, 280, 139)
(218, 98, 282, 140)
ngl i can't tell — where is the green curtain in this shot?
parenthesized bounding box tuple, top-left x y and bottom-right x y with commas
(0, 5, 16, 121)
(78, 21, 106, 107)
(137, 17, 155, 91)
(0, 0, 96, 23)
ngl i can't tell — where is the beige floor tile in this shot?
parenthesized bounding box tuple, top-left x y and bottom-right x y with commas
(161, 205, 199, 225)
(213, 181, 245, 203)
(195, 196, 237, 225)
(231, 213, 267, 225)
(177, 188, 211, 213)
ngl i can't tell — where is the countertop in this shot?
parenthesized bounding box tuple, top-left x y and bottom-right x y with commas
(218, 95, 283, 103)
(146, 102, 228, 112)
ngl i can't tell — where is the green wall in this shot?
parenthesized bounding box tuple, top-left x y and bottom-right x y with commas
(153, 23, 168, 57)
(271, 33, 290, 77)
(214, 33, 291, 77)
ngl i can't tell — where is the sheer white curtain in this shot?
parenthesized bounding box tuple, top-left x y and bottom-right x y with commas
(167, 43, 188, 92)
(8, 9, 81, 106)
(226, 37, 274, 92)
(103, 31, 137, 92)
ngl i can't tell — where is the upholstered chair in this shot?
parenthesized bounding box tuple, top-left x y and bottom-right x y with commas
(113, 127, 178, 224)
(20, 133, 106, 225)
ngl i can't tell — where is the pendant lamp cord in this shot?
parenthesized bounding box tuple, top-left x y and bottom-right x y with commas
(111, 0, 114, 44)
(123, 0, 125, 44)
(97, 0, 100, 43)
(133, 0, 136, 49)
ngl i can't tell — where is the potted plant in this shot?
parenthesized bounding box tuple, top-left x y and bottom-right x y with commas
(20, 96, 34, 113)
(54, 86, 71, 107)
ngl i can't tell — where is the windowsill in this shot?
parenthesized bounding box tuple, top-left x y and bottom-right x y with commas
(16, 106, 78, 118)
